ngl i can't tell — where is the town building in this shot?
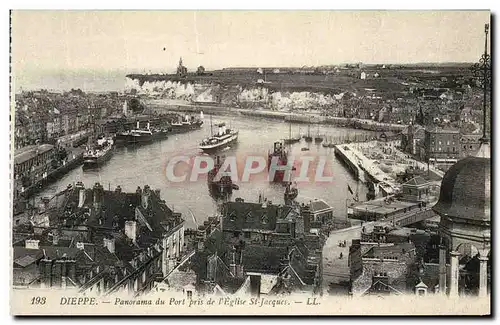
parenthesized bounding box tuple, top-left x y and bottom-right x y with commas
(424, 127, 460, 169)
(158, 197, 325, 297)
(12, 182, 185, 296)
(400, 176, 433, 203)
(349, 239, 417, 296)
(460, 134, 482, 158)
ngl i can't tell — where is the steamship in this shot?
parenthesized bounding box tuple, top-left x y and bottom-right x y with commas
(171, 113, 204, 134)
(207, 155, 238, 199)
(83, 137, 114, 169)
(268, 141, 291, 183)
(199, 121, 238, 153)
(115, 121, 169, 145)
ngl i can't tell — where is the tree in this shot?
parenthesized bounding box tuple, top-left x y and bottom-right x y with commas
(196, 66, 205, 75)
(128, 98, 144, 113)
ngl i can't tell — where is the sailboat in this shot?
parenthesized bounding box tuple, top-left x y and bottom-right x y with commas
(303, 117, 313, 142)
(314, 124, 323, 143)
(322, 136, 331, 148)
(283, 113, 301, 144)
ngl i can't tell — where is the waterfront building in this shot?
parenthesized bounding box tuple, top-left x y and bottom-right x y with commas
(12, 182, 185, 295)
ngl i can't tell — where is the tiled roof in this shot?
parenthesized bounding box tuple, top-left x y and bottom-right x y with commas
(241, 244, 288, 274)
(363, 242, 415, 259)
(309, 199, 332, 213)
(404, 176, 430, 187)
(223, 201, 291, 232)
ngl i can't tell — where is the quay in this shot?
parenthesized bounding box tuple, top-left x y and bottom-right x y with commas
(13, 144, 85, 201)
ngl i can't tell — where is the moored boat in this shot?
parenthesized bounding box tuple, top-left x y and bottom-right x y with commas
(83, 137, 114, 169)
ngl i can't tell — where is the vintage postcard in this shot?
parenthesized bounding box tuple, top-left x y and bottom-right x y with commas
(9, 10, 491, 316)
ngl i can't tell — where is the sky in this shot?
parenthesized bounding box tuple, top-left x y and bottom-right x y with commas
(12, 10, 490, 75)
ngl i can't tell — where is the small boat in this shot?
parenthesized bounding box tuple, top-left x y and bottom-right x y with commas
(284, 137, 301, 144)
(284, 182, 298, 202)
(301, 147, 310, 151)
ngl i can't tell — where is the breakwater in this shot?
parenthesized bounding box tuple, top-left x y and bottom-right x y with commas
(144, 99, 405, 133)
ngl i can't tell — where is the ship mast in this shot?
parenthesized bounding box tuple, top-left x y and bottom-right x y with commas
(307, 117, 311, 138)
(210, 114, 213, 137)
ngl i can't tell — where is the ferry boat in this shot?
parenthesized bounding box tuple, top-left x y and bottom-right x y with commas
(199, 119, 238, 153)
(83, 137, 114, 169)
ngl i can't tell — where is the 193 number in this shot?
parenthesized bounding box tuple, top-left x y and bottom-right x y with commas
(31, 297, 46, 305)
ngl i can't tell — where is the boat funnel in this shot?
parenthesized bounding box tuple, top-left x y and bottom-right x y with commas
(185, 115, 189, 122)
(136, 121, 140, 129)
(200, 111, 204, 119)
(147, 122, 150, 130)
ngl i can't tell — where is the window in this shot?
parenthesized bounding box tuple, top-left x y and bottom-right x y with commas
(186, 290, 193, 300)
(447, 141, 450, 145)
(438, 141, 442, 145)
(244, 232, 251, 239)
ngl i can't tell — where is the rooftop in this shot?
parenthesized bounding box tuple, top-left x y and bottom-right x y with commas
(14, 144, 54, 165)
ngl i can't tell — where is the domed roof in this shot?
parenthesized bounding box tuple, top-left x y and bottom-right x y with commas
(433, 155, 490, 222)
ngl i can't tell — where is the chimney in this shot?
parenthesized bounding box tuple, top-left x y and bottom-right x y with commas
(67, 260, 76, 283)
(103, 237, 116, 254)
(147, 122, 150, 130)
(41, 259, 52, 288)
(61, 259, 67, 289)
(142, 185, 151, 209)
(249, 275, 261, 297)
(52, 260, 63, 287)
(125, 220, 137, 242)
(52, 232, 59, 245)
(93, 182, 104, 209)
(115, 185, 122, 194)
(25, 239, 40, 250)
(78, 189, 86, 208)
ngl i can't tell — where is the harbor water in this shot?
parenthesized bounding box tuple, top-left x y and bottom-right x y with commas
(37, 114, 377, 229)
